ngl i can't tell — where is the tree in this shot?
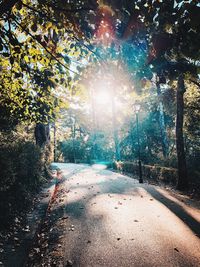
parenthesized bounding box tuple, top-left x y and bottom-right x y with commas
(176, 74, 188, 189)
(1, 0, 200, 190)
(0, 0, 94, 148)
(137, 1, 199, 189)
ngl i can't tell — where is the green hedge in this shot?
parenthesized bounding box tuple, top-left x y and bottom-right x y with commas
(0, 141, 46, 228)
(114, 161, 178, 185)
(0, 142, 44, 191)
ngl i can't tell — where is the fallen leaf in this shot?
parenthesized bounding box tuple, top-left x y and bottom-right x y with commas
(34, 248, 40, 253)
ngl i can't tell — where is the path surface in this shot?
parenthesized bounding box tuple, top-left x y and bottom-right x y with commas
(53, 163, 200, 267)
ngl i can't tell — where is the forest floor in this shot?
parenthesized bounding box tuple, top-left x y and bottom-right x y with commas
(1, 163, 200, 267)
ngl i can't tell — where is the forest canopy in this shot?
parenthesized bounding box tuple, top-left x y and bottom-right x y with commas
(0, 0, 200, 190)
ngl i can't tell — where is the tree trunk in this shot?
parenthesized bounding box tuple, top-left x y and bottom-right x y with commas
(176, 74, 188, 190)
(111, 95, 121, 161)
(156, 82, 169, 158)
(34, 123, 50, 148)
(71, 119, 76, 164)
(91, 87, 97, 160)
(53, 123, 56, 162)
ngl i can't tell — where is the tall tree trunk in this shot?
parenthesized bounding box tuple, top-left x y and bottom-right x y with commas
(111, 95, 121, 161)
(71, 119, 76, 163)
(156, 81, 169, 158)
(53, 123, 56, 162)
(35, 123, 50, 148)
(146, 134, 153, 158)
(176, 74, 188, 190)
(91, 87, 97, 160)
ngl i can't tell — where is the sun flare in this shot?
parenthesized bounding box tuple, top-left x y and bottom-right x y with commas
(96, 90, 111, 105)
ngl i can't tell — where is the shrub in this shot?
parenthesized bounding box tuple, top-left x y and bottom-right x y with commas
(0, 142, 43, 191)
(114, 161, 178, 185)
(0, 141, 46, 228)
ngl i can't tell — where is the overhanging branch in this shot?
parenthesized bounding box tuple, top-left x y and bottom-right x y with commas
(22, 2, 104, 63)
(12, 17, 80, 76)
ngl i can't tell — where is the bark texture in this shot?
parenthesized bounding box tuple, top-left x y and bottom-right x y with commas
(176, 74, 188, 190)
(35, 123, 50, 148)
(156, 82, 169, 158)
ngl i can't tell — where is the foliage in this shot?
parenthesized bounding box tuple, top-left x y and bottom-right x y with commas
(0, 0, 91, 127)
(0, 130, 48, 227)
(0, 0, 200, 191)
(58, 138, 88, 163)
(114, 161, 178, 185)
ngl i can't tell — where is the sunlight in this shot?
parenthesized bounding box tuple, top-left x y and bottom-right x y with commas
(92, 164, 107, 170)
(96, 90, 111, 105)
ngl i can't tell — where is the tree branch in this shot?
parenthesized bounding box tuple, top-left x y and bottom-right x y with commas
(22, 2, 103, 63)
(12, 17, 80, 76)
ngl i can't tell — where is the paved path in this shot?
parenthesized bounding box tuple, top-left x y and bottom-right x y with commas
(54, 163, 200, 267)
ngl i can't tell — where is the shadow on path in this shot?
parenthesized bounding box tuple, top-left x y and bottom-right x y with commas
(145, 186, 200, 237)
(64, 174, 200, 238)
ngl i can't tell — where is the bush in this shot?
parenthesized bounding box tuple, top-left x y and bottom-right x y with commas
(114, 161, 178, 185)
(58, 139, 89, 163)
(0, 141, 46, 228)
(0, 142, 43, 191)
